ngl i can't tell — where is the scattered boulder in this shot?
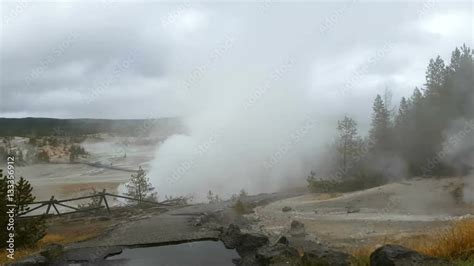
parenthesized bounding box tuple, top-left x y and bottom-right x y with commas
(301, 247, 352, 266)
(256, 243, 300, 265)
(238, 232, 269, 253)
(220, 224, 353, 266)
(220, 224, 243, 249)
(219, 224, 269, 253)
(192, 213, 212, 226)
(370, 244, 453, 266)
(282, 206, 292, 212)
(289, 220, 306, 236)
(192, 216, 203, 226)
(274, 235, 289, 245)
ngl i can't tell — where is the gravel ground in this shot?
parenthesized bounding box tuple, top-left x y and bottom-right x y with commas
(250, 176, 474, 249)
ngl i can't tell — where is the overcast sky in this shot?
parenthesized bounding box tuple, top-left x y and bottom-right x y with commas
(0, 0, 472, 123)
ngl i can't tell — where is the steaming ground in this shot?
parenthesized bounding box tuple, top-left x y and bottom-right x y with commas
(18, 133, 474, 249)
(18, 136, 159, 202)
(250, 176, 474, 249)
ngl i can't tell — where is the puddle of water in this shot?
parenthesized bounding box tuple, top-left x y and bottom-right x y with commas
(107, 240, 239, 266)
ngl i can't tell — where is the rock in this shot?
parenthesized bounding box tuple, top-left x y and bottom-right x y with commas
(232, 256, 259, 266)
(282, 206, 292, 212)
(274, 235, 289, 245)
(220, 224, 269, 252)
(289, 220, 306, 236)
(256, 243, 300, 265)
(220, 224, 269, 265)
(232, 258, 241, 265)
(193, 218, 202, 226)
(192, 214, 207, 226)
(370, 244, 453, 266)
(237, 232, 269, 253)
(346, 206, 360, 213)
(301, 247, 352, 266)
(39, 243, 64, 261)
(220, 224, 242, 249)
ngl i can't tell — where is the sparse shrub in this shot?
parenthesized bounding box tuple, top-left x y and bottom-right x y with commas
(164, 195, 191, 205)
(230, 189, 253, 215)
(69, 144, 87, 162)
(350, 250, 371, 266)
(307, 171, 384, 193)
(230, 189, 248, 201)
(207, 190, 221, 203)
(451, 185, 464, 205)
(77, 189, 102, 210)
(232, 199, 254, 215)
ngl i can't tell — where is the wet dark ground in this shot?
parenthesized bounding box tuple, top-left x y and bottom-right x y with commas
(106, 241, 238, 266)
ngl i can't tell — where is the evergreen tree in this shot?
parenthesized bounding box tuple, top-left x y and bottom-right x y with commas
(393, 97, 411, 164)
(446, 44, 474, 119)
(410, 87, 423, 106)
(125, 166, 157, 203)
(15, 177, 35, 214)
(69, 145, 87, 162)
(0, 176, 8, 246)
(369, 95, 391, 152)
(424, 56, 446, 98)
(14, 177, 46, 246)
(395, 97, 409, 129)
(0, 177, 46, 248)
(382, 87, 397, 122)
(336, 116, 360, 178)
(310, 45, 473, 185)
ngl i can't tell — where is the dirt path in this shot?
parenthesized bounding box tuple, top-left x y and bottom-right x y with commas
(68, 205, 222, 249)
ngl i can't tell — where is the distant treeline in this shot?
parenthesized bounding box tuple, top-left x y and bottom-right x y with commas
(0, 117, 183, 137)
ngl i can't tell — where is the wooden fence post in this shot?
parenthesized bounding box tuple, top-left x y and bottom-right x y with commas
(97, 189, 105, 207)
(52, 202, 61, 216)
(103, 193, 110, 214)
(45, 196, 54, 215)
(19, 190, 179, 218)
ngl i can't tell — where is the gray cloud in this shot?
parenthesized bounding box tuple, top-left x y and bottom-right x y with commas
(0, 1, 472, 120)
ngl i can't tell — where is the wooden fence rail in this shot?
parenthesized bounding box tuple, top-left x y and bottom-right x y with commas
(17, 189, 183, 219)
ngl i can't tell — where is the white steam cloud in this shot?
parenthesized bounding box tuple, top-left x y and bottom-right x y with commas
(148, 68, 331, 201)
